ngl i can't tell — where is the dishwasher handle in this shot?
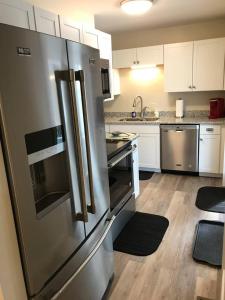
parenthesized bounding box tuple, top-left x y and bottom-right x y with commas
(161, 124, 200, 131)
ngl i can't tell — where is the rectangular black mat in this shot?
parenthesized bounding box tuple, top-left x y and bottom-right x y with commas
(139, 171, 154, 181)
(113, 212, 169, 256)
(196, 186, 225, 214)
(193, 220, 224, 267)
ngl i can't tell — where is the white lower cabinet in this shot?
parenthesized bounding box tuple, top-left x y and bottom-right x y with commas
(199, 125, 221, 175)
(109, 124, 160, 171)
(138, 134, 160, 170)
(132, 139, 140, 198)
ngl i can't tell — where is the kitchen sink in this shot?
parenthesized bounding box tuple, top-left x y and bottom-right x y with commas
(119, 117, 159, 122)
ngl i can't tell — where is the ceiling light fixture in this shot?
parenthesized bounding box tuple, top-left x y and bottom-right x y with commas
(120, 0, 153, 15)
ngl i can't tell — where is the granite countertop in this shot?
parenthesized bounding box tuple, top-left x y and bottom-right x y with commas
(105, 116, 225, 125)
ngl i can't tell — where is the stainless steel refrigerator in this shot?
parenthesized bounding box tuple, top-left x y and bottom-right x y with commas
(0, 24, 114, 300)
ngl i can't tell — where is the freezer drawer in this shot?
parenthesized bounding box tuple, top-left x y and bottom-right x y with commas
(32, 213, 114, 300)
(160, 124, 199, 172)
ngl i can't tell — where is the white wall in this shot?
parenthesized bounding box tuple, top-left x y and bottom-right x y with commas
(104, 67, 225, 112)
(0, 143, 27, 300)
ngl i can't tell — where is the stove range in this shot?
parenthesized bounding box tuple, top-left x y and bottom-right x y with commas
(106, 139, 131, 161)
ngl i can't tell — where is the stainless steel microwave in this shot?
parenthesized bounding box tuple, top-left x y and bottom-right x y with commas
(100, 59, 111, 99)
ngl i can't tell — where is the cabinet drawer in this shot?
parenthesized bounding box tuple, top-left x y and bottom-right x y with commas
(110, 124, 160, 134)
(200, 125, 221, 135)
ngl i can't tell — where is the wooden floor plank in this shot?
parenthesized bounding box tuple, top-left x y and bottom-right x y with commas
(108, 173, 224, 300)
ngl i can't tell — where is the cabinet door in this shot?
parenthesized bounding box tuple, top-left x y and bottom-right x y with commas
(0, 0, 35, 30)
(112, 49, 137, 68)
(164, 42, 193, 92)
(34, 7, 60, 36)
(138, 134, 160, 170)
(193, 38, 225, 91)
(199, 135, 220, 174)
(82, 26, 99, 49)
(112, 69, 121, 96)
(105, 124, 110, 132)
(136, 45, 163, 65)
(98, 31, 112, 59)
(59, 16, 82, 42)
(132, 139, 140, 198)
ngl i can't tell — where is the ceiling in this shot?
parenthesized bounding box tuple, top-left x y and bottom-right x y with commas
(29, 0, 225, 33)
(94, 0, 225, 33)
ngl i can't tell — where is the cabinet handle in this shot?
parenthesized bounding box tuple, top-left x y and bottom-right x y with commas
(206, 128, 214, 132)
(137, 61, 140, 64)
(200, 138, 203, 141)
(133, 61, 136, 64)
(188, 85, 192, 89)
(192, 86, 196, 89)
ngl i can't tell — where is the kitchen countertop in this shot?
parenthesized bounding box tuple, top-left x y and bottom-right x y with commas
(105, 116, 225, 125)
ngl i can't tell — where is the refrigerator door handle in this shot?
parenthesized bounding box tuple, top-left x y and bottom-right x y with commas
(55, 70, 89, 223)
(75, 70, 96, 214)
(50, 215, 115, 300)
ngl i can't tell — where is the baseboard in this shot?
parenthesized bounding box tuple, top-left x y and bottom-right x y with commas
(139, 167, 161, 173)
(199, 172, 222, 178)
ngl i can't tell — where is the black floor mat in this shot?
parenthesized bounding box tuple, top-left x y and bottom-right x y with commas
(139, 171, 154, 181)
(196, 186, 225, 213)
(193, 220, 224, 267)
(113, 212, 169, 256)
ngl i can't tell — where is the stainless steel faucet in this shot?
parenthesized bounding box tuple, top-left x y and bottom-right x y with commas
(133, 96, 144, 118)
(142, 106, 150, 118)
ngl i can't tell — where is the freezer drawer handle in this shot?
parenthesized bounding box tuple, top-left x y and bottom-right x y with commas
(75, 70, 96, 214)
(50, 215, 115, 300)
(55, 70, 88, 223)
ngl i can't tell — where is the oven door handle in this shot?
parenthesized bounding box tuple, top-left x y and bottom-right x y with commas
(108, 146, 135, 169)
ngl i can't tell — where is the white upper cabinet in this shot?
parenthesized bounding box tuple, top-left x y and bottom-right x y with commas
(98, 31, 112, 59)
(136, 45, 163, 65)
(164, 38, 225, 92)
(112, 48, 137, 68)
(0, 0, 35, 30)
(112, 69, 121, 96)
(59, 16, 83, 43)
(193, 38, 225, 91)
(34, 7, 60, 37)
(113, 46, 164, 68)
(164, 42, 193, 92)
(82, 26, 99, 49)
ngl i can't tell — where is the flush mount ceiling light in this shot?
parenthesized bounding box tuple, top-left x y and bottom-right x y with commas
(121, 0, 153, 15)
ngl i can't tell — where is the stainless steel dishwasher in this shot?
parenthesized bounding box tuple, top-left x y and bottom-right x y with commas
(160, 124, 199, 173)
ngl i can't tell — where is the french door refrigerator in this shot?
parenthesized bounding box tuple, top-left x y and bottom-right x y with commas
(0, 24, 114, 299)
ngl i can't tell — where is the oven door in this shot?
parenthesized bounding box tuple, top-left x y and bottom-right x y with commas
(108, 146, 134, 215)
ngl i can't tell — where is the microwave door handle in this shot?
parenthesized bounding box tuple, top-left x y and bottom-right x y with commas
(55, 70, 88, 223)
(75, 70, 96, 214)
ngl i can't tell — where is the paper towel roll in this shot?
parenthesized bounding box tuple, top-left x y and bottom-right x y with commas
(176, 99, 184, 118)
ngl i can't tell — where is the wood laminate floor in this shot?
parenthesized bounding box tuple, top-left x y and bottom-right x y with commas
(108, 173, 224, 300)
